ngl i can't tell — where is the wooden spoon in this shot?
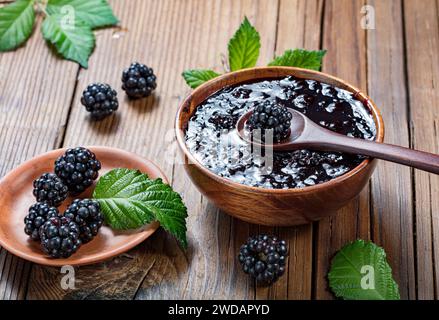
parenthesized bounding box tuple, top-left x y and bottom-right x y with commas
(236, 108, 439, 174)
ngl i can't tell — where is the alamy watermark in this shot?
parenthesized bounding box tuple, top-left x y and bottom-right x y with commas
(60, 265, 76, 290)
(361, 5, 376, 30)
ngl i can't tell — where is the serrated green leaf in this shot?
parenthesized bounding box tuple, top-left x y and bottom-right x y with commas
(228, 16, 260, 71)
(182, 69, 220, 89)
(41, 13, 95, 68)
(47, 0, 118, 29)
(328, 239, 400, 300)
(0, 0, 35, 51)
(93, 168, 188, 248)
(268, 49, 326, 71)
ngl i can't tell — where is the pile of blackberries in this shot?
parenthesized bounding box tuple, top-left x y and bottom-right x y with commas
(24, 147, 104, 258)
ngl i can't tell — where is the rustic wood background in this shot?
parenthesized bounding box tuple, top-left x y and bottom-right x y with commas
(0, 0, 438, 300)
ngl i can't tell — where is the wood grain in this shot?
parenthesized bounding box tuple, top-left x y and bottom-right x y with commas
(367, 0, 415, 300)
(314, 0, 370, 299)
(0, 8, 79, 299)
(404, 0, 439, 300)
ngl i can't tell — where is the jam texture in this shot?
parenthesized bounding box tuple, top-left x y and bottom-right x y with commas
(185, 76, 376, 189)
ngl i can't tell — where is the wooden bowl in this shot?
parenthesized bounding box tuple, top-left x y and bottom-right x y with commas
(175, 67, 384, 226)
(0, 146, 164, 266)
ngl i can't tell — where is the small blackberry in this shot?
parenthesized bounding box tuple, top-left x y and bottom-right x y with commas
(238, 234, 288, 285)
(246, 101, 292, 142)
(122, 62, 157, 99)
(80, 83, 119, 120)
(32, 173, 68, 207)
(40, 216, 82, 258)
(24, 202, 60, 240)
(64, 199, 104, 243)
(54, 147, 101, 194)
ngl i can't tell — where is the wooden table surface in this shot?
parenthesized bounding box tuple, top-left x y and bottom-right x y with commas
(0, 0, 438, 300)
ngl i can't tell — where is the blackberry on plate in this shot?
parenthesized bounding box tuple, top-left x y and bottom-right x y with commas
(64, 199, 104, 243)
(122, 62, 157, 99)
(54, 147, 101, 194)
(80, 83, 119, 120)
(40, 216, 81, 258)
(32, 173, 68, 207)
(24, 202, 60, 241)
(238, 234, 288, 285)
(246, 100, 292, 143)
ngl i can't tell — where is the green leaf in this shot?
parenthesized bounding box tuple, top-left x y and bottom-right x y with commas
(47, 0, 118, 29)
(93, 168, 188, 248)
(0, 0, 35, 51)
(268, 49, 327, 71)
(41, 14, 95, 68)
(328, 239, 400, 300)
(228, 16, 260, 71)
(182, 69, 220, 89)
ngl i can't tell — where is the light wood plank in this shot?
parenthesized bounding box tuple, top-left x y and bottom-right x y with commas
(0, 8, 79, 299)
(314, 0, 370, 299)
(404, 0, 439, 300)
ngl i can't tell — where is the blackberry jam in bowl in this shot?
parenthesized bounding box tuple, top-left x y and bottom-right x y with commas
(175, 67, 384, 226)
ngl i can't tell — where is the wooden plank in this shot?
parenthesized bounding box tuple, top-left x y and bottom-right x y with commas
(0, 7, 80, 299)
(404, 0, 439, 300)
(366, 0, 416, 300)
(313, 0, 370, 299)
(255, 0, 323, 300)
(26, 0, 280, 300)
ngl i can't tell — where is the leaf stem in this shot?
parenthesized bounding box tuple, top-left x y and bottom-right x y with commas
(35, 0, 49, 17)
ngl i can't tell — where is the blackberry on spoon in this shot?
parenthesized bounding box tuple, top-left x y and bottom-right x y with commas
(24, 202, 60, 241)
(32, 173, 68, 207)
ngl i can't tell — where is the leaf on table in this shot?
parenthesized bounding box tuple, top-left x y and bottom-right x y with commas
(228, 16, 260, 71)
(268, 49, 327, 71)
(0, 0, 35, 51)
(41, 13, 95, 68)
(93, 168, 188, 248)
(47, 0, 118, 29)
(182, 69, 220, 89)
(328, 239, 400, 300)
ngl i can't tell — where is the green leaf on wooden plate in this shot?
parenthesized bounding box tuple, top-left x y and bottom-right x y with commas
(0, 0, 35, 51)
(328, 239, 400, 300)
(228, 16, 260, 71)
(182, 69, 220, 89)
(268, 49, 326, 71)
(93, 168, 188, 248)
(47, 0, 118, 29)
(41, 13, 95, 68)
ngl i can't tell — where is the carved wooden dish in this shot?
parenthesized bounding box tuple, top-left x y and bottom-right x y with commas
(175, 67, 385, 226)
(0, 146, 163, 266)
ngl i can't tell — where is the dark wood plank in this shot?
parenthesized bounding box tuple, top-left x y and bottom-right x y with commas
(314, 0, 370, 299)
(255, 0, 323, 300)
(366, 0, 415, 300)
(404, 0, 439, 300)
(0, 7, 80, 299)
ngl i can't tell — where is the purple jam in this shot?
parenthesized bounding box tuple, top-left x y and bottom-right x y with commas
(185, 76, 376, 189)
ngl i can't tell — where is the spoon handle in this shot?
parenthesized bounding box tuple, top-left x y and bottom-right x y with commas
(313, 133, 439, 174)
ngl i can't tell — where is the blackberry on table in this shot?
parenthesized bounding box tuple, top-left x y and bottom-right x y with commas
(246, 100, 292, 142)
(40, 216, 82, 258)
(24, 202, 60, 241)
(122, 62, 157, 99)
(64, 199, 104, 243)
(238, 234, 288, 285)
(54, 147, 101, 194)
(32, 173, 68, 207)
(80, 83, 119, 120)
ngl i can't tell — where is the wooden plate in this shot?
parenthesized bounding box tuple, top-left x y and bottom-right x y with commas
(0, 146, 164, 267)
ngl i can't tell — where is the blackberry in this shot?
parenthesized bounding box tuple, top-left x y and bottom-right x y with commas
(32, 173, 68, 207)
(54, 147, 101, 194)
(40, 216, 81, 258)
(122, 62, 157, 99)
(24, 202, 60, 240)
(64, 199, 104, 243)
(80, 83, 119, 120)
(246, 100, 292, 142)
(238, 234, 288, 285)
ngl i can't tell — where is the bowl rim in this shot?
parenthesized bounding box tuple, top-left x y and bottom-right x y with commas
(175, 66, 384, 194)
